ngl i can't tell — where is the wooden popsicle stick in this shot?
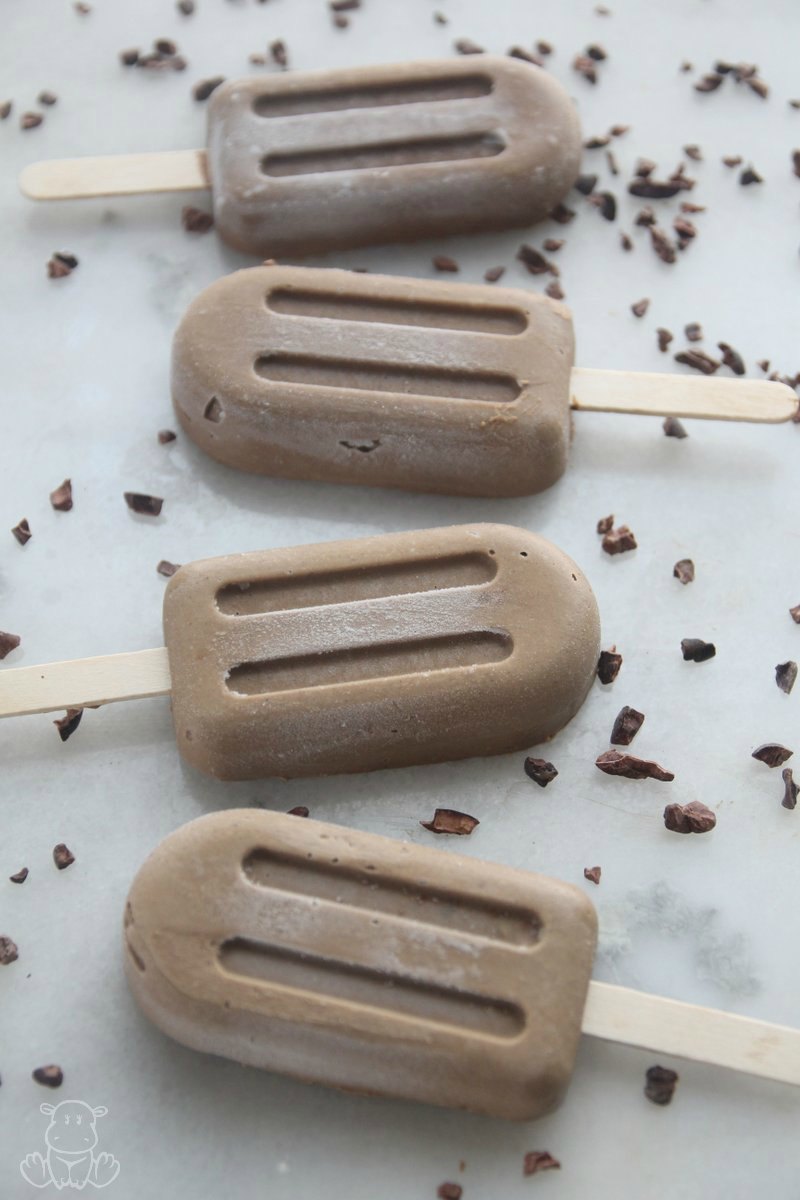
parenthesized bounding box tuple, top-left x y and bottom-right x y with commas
(583, 981, 800, 1088)
(19, 150, 209, 200)
(0, 648, 171, 717)
(571, 368, 797, 424)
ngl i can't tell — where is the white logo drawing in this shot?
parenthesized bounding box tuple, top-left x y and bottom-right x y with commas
(20, 1101, 120, 1190)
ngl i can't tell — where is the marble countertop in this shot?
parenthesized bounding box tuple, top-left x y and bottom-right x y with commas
(1, 0, 798, 1196)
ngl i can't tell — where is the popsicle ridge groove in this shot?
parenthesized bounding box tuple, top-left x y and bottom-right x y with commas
(253, 353, 520, 404)
(215, 551, 497, 615)
(266, 288, 527, 335)
(218, 938, 527, 1038)
(225, 630, 512, 695)
(260, 131, 505, 177)
(242, 848, 542, 945)
(252, 74, 494, 118)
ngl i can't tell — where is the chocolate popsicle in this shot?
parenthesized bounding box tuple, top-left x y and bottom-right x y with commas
(125, 810, 800, 1119)
(0, 525, 600, 781)
(125, 809, 598, 1120)
(20, 57, 582, 256)
(172, 266, 797, 498)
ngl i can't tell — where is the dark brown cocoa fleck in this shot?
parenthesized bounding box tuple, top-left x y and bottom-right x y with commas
(53, 843, 75, 870)
(437, 1185, 462, 1200)
(583, 134, 610, 149)
(517, 244, 553, 275)
(694, 73, 724, 93)
(663, 416, 688, 438)
(606, 150, 619, 175)
(549, 202, 576, 223)
(790, 604, 800, 624)
(158, 429, 177, 444)
(545, 280, 564, 300)
(620, 232, 633, 251)
(752, 743, 793, 768)
(0, 101, 12, 119)
(508, 47, 545, 66)
(629, 179, 683, 199)
(675, 350, 720, 375)
(596, 514, 614, 535)
(722, 155, 743, 168)
(635, 159, 657, 179)
(650, 227, 676, 263)
(9, 868, 29, 884)
(38, 90, 58, 106)
(681, 638, 716, 662)
(583, 866, 601, 885)
(573, 173, 598, 195)
(631, 298, 649, 318)
(657, 328, 674, 352)
(177, 0, 195, 13)
(635, 205, 656, 226)
(454, 38, 484, 55)
(664, 800, 716, 833)
(602, 525, 637, 555)
(21, 112, 44, 130)
(50, 479, 73, 511)
(287, 805, 310, 817)
(432, 255, 459, 272)
(270, 39, 288, 67)
(543, 239, 564, 252)
(609, 124, 629, 137)
(718, 342, 745, 375)
(524, 757, 558, 787)
(33, 1065, 64, 1088)
(685, 322, 703, 342)
(157, 560, 180, 577)
(483, 265, 505, 283)
(673, 558, 695, 584)
(645, 1066, 678, 1105)
(739, 165, 763, 185)
(124, 492, 163, 516)
(421, 809, 479, 835)
(782, 768, 798, 810)
(610, 706, 645, 746)
(119, 48, 140, 66)
(573, 55, 598, 84)
(536, 40, 553, 55)
(192, 76, 224, 101)
(674, 216, 698, 245)
(596, 749, 674, 781)
(683, 144, 702, 161)
(182, 206, 214, 232)
(776, 661, 797, 695)
(0, 936, 19, 965)
(597, 648, 622, 684)
(11, 518, 31, 546)
(0, 631, 21, 660)
(523, 1152, 561, 1177)
(589, 190, 617, 220)
(54, 709, 83, 742)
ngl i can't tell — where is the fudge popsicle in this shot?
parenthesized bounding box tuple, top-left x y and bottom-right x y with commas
(173, 266, 797, 498)
(0, 524, 600, 780)
(124, 810, 800, 1119)
(20, 57, 582, 256)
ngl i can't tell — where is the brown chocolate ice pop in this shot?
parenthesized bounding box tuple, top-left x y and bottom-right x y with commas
(19, 57, 582, 256)
(124, 809, 800, 1119)
(0, 524, 600, 780)
(172, 266, 797, 498)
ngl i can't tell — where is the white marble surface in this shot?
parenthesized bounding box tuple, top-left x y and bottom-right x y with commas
(1, 0, 799, 1195)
